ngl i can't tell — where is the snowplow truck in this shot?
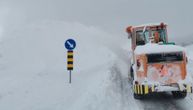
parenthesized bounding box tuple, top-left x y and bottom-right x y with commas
(126, 23, 192, 99)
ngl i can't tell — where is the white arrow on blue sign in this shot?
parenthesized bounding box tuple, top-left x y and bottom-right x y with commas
(65, 39, 76, 50)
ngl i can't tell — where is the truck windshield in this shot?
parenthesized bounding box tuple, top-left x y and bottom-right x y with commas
(151, 29, 167, 43)
(136, 29, 167, 45)
(147, 52, 183, 63)
(136, 31, 146, 45)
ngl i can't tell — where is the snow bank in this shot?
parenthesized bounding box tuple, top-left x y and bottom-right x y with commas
(0, 19, 131, 110)
(186, 44, 193, 60)
(186, 44, 193, 80)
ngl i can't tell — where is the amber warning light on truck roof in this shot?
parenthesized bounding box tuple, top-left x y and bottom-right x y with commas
(126, 26, 133, 33)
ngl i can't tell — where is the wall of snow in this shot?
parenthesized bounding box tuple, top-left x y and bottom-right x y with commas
(0, 17, 131, 110)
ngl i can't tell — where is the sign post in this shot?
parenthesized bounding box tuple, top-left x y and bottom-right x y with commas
(65, 39, 76, 83)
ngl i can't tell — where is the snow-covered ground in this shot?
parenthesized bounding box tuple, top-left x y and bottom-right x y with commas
(0, 20, 193, 110)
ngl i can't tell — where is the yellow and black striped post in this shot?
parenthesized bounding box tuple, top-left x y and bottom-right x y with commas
(65, 39, 76, 84)
(67, 50, 73, 83)
(67, 50, 73, 70)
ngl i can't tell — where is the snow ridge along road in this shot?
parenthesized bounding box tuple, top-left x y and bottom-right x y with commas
(0, 21, 193, 110)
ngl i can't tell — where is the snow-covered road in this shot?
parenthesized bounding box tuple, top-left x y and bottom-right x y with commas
(0, 21, 193, 110)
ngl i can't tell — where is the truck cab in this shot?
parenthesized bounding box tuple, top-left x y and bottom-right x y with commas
(127, 23, 168, 50)
(126, 23, 192, 99)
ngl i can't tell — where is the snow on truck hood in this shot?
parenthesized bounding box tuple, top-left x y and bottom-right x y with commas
(134, 43, 186, 55)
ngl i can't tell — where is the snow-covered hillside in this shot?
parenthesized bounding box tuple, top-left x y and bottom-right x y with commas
(186, 44, 193, 79)
(0, 20, 131, 110)
(0, 20, 193, 110)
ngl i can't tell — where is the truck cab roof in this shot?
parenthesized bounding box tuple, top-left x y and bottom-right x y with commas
(133, 23, 168, 28)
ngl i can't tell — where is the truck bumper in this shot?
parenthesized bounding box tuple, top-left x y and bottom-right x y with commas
(133, 83, 192, 95)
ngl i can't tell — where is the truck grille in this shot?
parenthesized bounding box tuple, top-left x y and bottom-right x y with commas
(147, 52, 183, 63)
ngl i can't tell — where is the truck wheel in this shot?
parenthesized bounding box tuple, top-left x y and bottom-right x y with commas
(130, 66, 134, 81)
(134, 93, 144, 99)
(172, 91, 187, 99)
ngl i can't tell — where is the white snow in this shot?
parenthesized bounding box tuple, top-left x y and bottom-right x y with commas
(0, 20, 136, 110)
(135, 43, 186, 55)
(0, 20, 193, 110)
(0, 9, 193, 110)
(134, 23, 168, 28)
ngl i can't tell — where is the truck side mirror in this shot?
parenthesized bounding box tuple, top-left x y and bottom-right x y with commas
(128, 33, 132, 39)
(126, 26, 133, 39)
(186, 57, 188, 63)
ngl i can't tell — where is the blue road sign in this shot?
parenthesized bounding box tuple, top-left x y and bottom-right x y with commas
(65, 39, 76, 50)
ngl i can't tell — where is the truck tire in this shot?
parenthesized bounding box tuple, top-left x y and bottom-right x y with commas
(130, 66, 134, 81)
(134, 93, 144, 99)
(172, 91, 187, 99)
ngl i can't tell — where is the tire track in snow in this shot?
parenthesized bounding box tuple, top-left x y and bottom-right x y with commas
(107, 64, 143, 110)
(141, 93, 182, 110)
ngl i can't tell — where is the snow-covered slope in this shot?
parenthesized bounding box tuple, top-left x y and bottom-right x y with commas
(186, 44, 193, 79)
(0, 20, 133, 110)
(186, 44, 193, 61)
(1, 20, 193, 110)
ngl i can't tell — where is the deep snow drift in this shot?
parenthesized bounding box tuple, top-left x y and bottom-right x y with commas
(0, 20, 133, 110)
(0, 20, 193, 110)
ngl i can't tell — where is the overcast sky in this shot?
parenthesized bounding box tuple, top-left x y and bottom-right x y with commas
(0, 0, 193, 43)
